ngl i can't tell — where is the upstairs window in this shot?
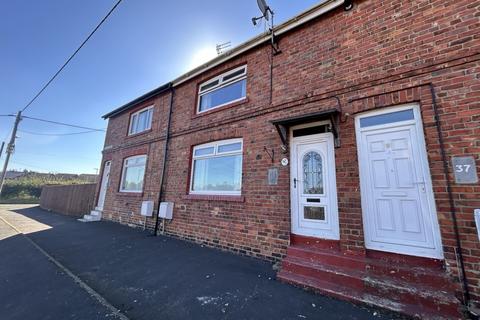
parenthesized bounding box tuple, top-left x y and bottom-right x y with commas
(120, 155, 147, 192)
(129, 106, 153, 135)
(190, 139, 243, 195)
(197, 66, 247, 113)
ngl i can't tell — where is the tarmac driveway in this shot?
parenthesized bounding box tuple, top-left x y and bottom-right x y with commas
(0, 205, 398, 320)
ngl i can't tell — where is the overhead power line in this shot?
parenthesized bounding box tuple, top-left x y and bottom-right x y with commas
(19, 129, 101, 136)
(22, 116, 106, 132)
(21, 0, 123, 113)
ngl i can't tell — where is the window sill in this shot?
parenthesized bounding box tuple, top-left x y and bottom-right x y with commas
(126, 129, 152, 139)
(183, 194, 245, 202)
(193, 98, 248, 119)
(117, 191, 144, 197)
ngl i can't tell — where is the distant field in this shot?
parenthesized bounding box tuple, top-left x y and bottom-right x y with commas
(0, 172, 96, 204)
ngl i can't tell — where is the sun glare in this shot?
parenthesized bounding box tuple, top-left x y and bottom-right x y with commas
(189, 46, 218, 70)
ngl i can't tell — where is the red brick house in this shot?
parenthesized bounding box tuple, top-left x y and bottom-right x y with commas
(90, 0, 480, 318)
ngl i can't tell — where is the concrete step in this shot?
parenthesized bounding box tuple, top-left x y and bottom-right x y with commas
(286, 246, 454, 290)
(78, 214, 101, 222)
(278, 245, 463, 319)
(278, 270, 461, 320)
(90, 210, 101, 216)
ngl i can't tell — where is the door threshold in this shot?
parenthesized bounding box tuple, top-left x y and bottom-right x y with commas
(366, 249, 444, 267)
(290, 234, 340, 250)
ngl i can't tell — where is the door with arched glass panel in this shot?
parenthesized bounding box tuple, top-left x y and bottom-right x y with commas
(290, 132, 339, 239)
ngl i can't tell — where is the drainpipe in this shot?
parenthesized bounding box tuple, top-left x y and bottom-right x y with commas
(429, 83, 470, 307)
(153, 84, 174, 236)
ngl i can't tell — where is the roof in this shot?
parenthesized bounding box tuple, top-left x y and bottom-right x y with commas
(102, 82, 172, 119)
(103, 0, 344, 119)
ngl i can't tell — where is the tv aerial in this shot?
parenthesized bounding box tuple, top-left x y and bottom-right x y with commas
(252, 0, 280, 54)
(216, 42, 231, 55)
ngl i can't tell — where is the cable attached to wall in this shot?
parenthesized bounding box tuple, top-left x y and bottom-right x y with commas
(153, 84, 174, 236)
(429, 83, 470, 307)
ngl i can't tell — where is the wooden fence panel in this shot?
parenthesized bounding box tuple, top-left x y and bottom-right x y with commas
(40, 184, 96, 217)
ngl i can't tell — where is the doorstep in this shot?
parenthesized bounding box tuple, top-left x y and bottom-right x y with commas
(277, 235, 464, 319)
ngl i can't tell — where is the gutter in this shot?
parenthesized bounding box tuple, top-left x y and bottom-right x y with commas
(102, 82, 172, 119)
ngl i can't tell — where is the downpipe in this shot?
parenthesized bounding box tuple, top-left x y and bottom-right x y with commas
(153, 84, 174, 236)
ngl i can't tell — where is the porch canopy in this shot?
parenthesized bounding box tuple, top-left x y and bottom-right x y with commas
(270, 109, 340, 147)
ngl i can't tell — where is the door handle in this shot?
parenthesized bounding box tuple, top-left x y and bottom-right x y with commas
(414, 181, 426, 192)
(293, 178, 297, 188)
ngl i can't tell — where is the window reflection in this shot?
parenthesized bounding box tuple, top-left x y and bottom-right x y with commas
(199, 79, 246, 112)
(192, 155, 242, 192)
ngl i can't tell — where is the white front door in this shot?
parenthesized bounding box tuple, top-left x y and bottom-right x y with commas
(97, 161, 111, 210)
(290, 132, 339, 239)
(356, 104, 443, 259)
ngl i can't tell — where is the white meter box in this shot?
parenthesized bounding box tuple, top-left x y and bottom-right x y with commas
(141, 201, 154, 216)
(159, 202, 174, 219)
(474, 209, 480, 242)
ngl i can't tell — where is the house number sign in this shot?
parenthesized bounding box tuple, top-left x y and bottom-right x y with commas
(452, 156, 478, 184)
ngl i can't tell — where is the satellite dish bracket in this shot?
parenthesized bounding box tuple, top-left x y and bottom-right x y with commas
(270, 28, 281, 55)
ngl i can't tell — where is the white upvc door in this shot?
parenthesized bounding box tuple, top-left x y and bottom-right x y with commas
(290, 132, 339, 240)
(97, 161, 111, 211)
(356, 104, 443, 259)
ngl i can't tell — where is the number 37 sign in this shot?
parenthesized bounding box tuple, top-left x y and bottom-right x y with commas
(452, 156, 478, 184)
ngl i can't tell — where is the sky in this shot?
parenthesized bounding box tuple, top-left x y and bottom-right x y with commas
(0, 0, 320, 174)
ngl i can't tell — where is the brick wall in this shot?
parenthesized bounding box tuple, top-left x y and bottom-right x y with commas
(97, 0, 480, 303)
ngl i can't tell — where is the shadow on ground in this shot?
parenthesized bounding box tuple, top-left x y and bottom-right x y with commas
(0, 205, 401, 320)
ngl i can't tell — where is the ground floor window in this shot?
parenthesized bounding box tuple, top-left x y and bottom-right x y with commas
(190, 139, 243, 195)
(120, 155, 147, 192)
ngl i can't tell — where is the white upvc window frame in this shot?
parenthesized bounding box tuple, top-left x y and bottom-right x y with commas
(128, 106, 154, 135)
(197, 65, 247, 114)
(119, 154, 147, 193)
(189, 138, 243, 195)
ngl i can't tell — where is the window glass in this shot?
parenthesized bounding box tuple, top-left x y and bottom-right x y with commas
(197, 66, 247, 113)
(121, 156, 146, 192)
(129, 107, 153, 135)
(199, 79, 246, 112)
(360, 109, 414, 128)
(292, 125, 328, 137)
(192, 155, 242, 192)
(304, 206, 325, 220)
(303, 151, 323, 194)
(218, 142, 242, 153)
(194, 146, 215, 157)
(222, 68, 245, 81)
(191, 139, 243, 194)
(138, 110, 149, 130)
(200, 80, 219, 92)
(126, 157, 144, 166)
(130, 114, 138, 133)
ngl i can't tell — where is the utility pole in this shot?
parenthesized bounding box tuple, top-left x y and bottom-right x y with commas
(0, 142, 5, 160)
(0, 111, 22, 197)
